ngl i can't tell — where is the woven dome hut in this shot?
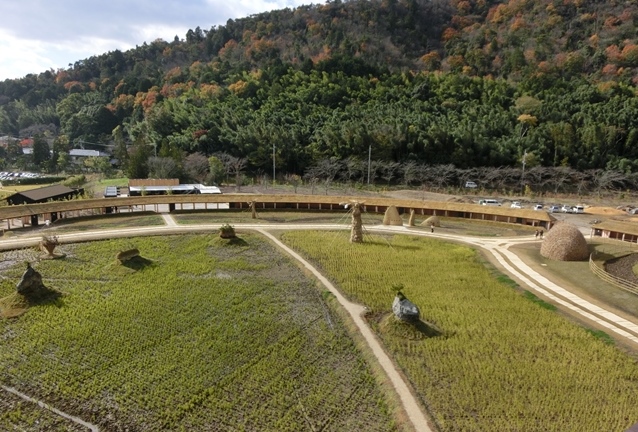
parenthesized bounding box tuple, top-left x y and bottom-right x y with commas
(540, 222, 589, 261)
(383, 205, 403, 226)
(421, 216, 441, 228)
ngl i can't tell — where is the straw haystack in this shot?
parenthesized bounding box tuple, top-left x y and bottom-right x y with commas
(383, 205, 403, 226)
(39, 235, 65, 259)
(248, 200, 257, 219)
(350, 202, 363, 243)
(116, 248, 140, 263)
(408, 209, 416, 227)
(540, 223, 589, 261)
(421, 216, 441, 227)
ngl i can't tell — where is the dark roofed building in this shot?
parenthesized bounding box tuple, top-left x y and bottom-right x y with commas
(5, 184, 84, 205)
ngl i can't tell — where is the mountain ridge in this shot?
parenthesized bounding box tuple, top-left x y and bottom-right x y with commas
(0, 0, 637, 175)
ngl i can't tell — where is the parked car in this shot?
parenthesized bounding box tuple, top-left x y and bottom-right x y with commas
(533, 204, 544, 211)
(510, 201, 523, 209)
(561, 205, 573, 213)
(465, 181, 478, 188)
(548, 205, 561, 213)
(479, 199, 501, 206)
(573, 205, 585, 214)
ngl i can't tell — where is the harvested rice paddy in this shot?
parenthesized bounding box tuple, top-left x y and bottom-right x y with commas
(0, 234, 398, 431)
(282, 230, 638, 432)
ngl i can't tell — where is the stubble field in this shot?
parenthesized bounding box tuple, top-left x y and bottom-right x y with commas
(282, 230, 638, 432)
(0, 234, 398, 431)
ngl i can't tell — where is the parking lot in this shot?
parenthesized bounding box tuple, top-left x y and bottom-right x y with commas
(0, 171, 41, 181)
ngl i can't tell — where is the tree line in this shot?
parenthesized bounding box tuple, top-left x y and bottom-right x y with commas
(159, 151, 637, 199)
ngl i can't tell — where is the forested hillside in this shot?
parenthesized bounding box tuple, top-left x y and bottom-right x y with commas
(1, 0, 637, 178)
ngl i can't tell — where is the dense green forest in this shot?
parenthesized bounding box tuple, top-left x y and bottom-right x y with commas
(1, 0, 638, 181)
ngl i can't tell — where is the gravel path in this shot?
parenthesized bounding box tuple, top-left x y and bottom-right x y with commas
(605, 254, 638, 284)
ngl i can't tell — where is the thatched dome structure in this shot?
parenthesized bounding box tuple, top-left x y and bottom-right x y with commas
(421, 216, 441, 227)
(383, 205, 403, 226)
(540, 223, 589, 261)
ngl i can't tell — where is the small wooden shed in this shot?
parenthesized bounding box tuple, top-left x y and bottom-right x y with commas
(4, 184, 84, 206)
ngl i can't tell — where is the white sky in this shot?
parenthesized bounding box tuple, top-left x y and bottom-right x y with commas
(0, 0, 312, 81)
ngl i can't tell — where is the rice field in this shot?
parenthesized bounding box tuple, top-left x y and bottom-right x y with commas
(0, 234, 399, 431)
(282, 230, 638, 432)
(171, 210, 384, 225)
(47, 213, 166, 232)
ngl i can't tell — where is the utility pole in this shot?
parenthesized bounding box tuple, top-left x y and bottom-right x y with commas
(521, 149, 527, 194)
(367, 145, 371, 185)
(272, 143, 276, 186)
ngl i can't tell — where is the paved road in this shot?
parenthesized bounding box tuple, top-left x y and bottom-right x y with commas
(3, 217, 638, 431)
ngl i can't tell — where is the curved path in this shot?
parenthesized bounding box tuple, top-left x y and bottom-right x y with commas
(3, 217, 638, 432)
(255, 229, 434, 431)
(1, 385, 100, 431)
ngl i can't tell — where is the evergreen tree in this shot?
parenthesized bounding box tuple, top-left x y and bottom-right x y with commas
(112, 126, 129, 171)
(32, 133, 51, 169)
(127, 137, 151, 179)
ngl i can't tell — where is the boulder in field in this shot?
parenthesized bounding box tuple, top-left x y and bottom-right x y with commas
(392, 291, 420, 321)
(15, 263, 58, 301)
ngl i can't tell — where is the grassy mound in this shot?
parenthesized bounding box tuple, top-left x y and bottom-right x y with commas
(209, 236, 249, 247)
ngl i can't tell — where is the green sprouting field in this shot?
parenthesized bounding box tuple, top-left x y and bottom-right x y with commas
(0, 234, 398, 431)
(282, 231, 638, 432)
